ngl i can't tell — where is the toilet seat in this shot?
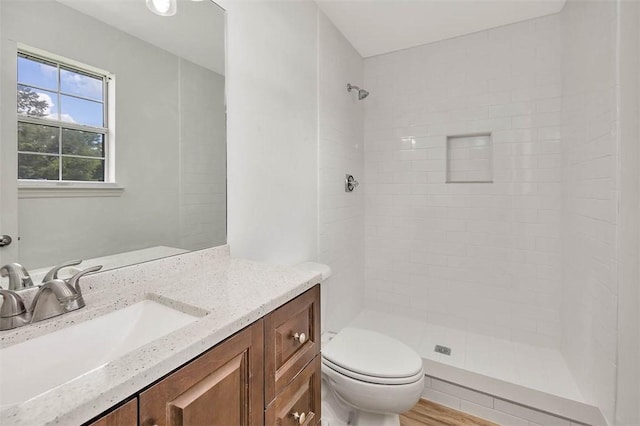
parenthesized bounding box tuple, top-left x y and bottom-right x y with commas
(321, 327, 424, 385)
(322, 357, 424, 385)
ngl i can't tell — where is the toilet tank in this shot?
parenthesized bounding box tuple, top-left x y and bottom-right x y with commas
(295, 262, 332, 334)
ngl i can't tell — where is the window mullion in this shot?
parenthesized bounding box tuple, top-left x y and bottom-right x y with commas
(57, 63, 62, 181)
(103, 75, 108, 181)
(58, 125, 63, 181)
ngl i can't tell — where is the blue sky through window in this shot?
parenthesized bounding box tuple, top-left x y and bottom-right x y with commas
(18, 55, 104, 128)
(17, 56, 56, 90)
(61, 68, 103, 101)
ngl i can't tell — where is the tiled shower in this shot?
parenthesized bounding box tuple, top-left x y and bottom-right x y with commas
(363, 12, 564, 348)
(318, 0, 638, 424)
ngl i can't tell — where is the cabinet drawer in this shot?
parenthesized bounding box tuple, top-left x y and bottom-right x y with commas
(88, 398, 137, 426)
(265, 356, 321, 426)
(265, 285, 320, 403)
(139, 321, 264, 426)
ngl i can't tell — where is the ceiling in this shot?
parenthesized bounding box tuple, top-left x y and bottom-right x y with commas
(57, 0, 225, 75)
(316, 0, 566, 58)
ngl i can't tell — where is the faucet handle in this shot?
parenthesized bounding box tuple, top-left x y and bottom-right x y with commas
(0, 289, 26, 317)
(0, 263, 34, 290)
(42, 259, 83, 283)
(68, 265, 103, 294)
(0, 290, 30, 330)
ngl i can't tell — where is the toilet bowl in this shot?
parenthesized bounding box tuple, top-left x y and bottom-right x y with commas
(321, 327, 425, 426)
(294, 262, 424, 426)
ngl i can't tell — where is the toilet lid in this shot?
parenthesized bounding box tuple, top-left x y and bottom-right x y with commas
(322, 328, 423, 379)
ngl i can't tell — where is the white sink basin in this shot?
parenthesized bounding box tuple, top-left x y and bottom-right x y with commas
(0, 300, 198, 408)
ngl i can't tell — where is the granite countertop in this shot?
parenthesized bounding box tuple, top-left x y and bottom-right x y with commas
(0, 245, 321, 426)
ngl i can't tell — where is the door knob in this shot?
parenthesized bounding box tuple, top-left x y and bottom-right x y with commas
(292, 411, 306, 424)
(293, 332, 306, 344)
(0, 235, 12, 247)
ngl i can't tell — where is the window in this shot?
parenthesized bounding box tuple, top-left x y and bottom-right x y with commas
(17, 50, 112, 183)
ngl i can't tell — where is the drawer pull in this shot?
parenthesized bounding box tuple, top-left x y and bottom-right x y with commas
(292, 411, 306, 424)
(293, 332, 306, 344)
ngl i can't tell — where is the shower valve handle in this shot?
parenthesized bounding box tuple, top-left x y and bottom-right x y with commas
(345, 174, 359, 192)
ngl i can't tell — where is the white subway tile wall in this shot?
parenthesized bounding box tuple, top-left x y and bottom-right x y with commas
(318, 12, 366, 332)
(362, 15, 563, 347)
(560, 0, 619, 423)
(179, 61, 226, 250)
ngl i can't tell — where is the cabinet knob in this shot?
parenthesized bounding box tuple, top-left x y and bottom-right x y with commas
(292, 411, 306, 424)
(293, 332, 306, 344)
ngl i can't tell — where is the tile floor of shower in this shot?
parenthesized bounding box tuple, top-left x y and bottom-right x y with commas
(349, 310, 582, 402)
(343, 309, 601, 425)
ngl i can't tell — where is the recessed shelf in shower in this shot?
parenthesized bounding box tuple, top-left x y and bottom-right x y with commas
(446, 133, 493, 183)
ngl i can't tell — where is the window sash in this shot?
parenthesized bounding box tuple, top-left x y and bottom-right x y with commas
(17, 152, 106, 161)
(18, 51, 107, 82)
(17, 121, 107, 181)
(18, 115, 107, 135)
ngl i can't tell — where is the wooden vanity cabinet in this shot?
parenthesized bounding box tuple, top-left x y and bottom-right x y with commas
(139, 320, 264, 426)
(84, 285, 321, 426)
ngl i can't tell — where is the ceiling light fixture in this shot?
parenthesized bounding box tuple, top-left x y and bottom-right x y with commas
(146, 0, 176, 16)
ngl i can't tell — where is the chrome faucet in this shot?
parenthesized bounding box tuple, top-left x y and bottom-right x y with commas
(0, 263, 102, 330)
(30, 266, 102, 323)
(41, 259, 82, 283)
(0, 263, 34, 290)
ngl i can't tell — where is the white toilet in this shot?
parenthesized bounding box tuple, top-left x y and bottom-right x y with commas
(321, 327, 425, 426)
(296, 263, 425, 426)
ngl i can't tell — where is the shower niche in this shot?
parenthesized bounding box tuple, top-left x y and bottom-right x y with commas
(446, 133, 493, 183)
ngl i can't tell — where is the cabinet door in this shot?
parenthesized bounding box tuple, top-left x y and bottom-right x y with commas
(140, 320, 264, 426)
(265, 285, 320, 403)
(265, 356, 321, 426)
(89, 399, 137, 426)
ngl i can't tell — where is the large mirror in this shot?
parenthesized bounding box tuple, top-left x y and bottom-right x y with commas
(0, 0, 226, 282)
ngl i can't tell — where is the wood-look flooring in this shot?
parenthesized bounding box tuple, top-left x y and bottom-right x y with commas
(400, 399, 499, 426)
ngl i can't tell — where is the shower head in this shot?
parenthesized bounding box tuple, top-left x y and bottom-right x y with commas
(347, 83, 369, 100)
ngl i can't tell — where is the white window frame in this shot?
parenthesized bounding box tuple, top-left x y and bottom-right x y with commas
(16, 45, 121, 198)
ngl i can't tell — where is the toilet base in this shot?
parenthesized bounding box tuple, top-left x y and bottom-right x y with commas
(321, 378, 400, 426)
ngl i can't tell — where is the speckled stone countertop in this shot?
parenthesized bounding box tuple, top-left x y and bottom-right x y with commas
(0, 245, 321, 426)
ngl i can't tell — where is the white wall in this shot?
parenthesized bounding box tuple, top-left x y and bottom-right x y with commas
(362, 15, 563, 347)
(614, 1, 640, 424)
(318, 11, 365, 332)
(0, 0, 20, 266)
(223, 0, 319, 265)
(560, 0, 619, 422)
(1, 1, 226, 269)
